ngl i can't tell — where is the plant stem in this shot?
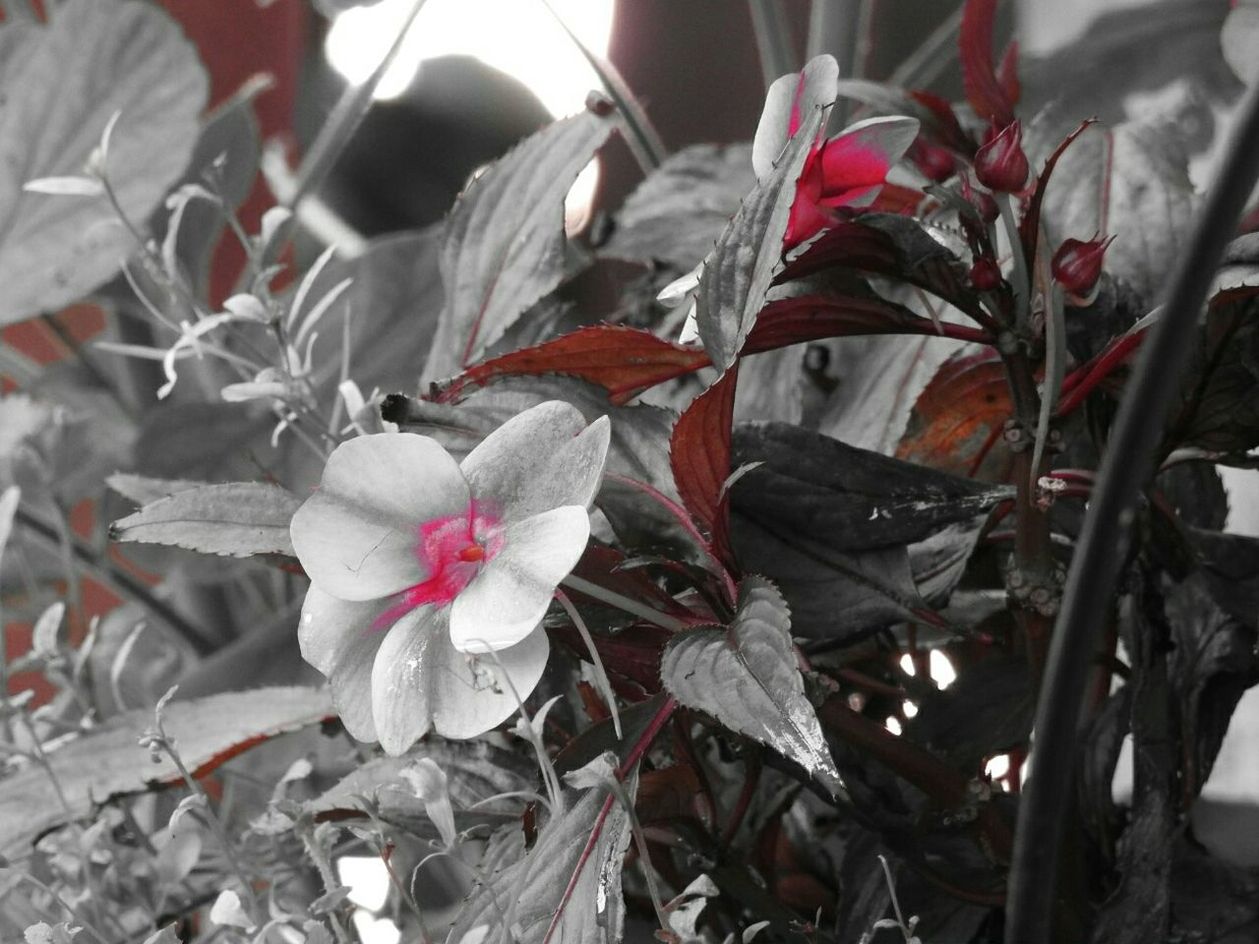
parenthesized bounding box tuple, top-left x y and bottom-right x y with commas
(1004, 73, 1259, 944)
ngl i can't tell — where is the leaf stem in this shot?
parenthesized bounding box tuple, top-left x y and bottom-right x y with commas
(1004, 71, 1259, 944)
(560, 573, 688, 632)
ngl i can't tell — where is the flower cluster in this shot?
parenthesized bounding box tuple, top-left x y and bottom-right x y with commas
(290, 401, 610, 754)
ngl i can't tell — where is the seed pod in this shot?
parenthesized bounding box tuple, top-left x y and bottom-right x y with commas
(974, 121, 1028, 193)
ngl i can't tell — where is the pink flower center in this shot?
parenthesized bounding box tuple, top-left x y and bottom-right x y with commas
(373, 502, 503, 630)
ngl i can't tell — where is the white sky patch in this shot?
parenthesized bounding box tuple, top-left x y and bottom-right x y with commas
(338, 855, 391, 911)
(985, 753, 1010, 781)
(325, 0, 615, 115)
(885, 716, 903, 736)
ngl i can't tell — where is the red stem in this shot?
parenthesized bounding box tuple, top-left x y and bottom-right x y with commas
(542, 696, 678, 944)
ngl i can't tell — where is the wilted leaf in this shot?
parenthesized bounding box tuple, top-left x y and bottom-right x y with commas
(448, 762, 634, 944)
(661, 577, 843, 794)
(110, 482, 302, 558)
(0, 0, 207, 324)
(730, 422, 1012, 553)
(604, 144, 755, 269)
(0, 686, 332, 857)
(694, 107, 824, 369)
(896, 347, 1011, 476)
(423, 111, 614, 381)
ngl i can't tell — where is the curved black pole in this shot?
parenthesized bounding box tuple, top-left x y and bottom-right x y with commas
(1004, 79, 1259, 944)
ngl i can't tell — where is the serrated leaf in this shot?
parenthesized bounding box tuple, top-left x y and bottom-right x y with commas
(423, 111, 614, 382)
(959, 0, 1016, 127)
(695, 107, 824, 370)
(448, 764, 634, 944)
(661, 577, 842, 794)
(110, 481, 302, 558)
(0, 0, 207, 325)
(107, 473, 208, 506)
(604, 143, 755, 269)
(0, 686, 332, 857)
(669, 367, 738, 546)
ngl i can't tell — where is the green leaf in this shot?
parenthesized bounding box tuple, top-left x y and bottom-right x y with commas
(661, 577, 843, 795)
(448, 760, 634, 944)
(694, 107, 824, 370)
(0, 0, 208, 325)
(423, 111, 615, 382)
(0, 686, 331, 857)
(603, 143, 755, 270)
(110, 481, 302, 558)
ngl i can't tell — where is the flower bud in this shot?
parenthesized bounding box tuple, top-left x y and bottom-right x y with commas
(974, 121, 1028, 193)
(969, 256, 1003, 291)
(911, 141, 956, 183)
(1052, 235, 1114, 299)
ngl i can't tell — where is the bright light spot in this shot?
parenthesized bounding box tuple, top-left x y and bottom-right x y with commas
(929, 650, 956, 689)
(899, 653, 916, 677)
(985, 754, 1010, 781)
(325, 0, 616, 114)
(352, 913, 401, 944)
(885, 716, 903, 736)
(902, 701, 918, 719)
(337, 856, 390, 911)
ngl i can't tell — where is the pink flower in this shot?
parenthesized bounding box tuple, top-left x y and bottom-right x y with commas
(290, 401, 610, 754)
(783, 116, 921, 250)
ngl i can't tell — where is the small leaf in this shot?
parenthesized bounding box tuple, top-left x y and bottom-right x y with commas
(661, 577, 843, 794)
(0, 0, 207, 325)
(0, 686, 332, 857)
(695, 106, 824, 369)
(110, 482, 302, 558)
(423, 111, 614, 381)
(31, 602, 65, 658)
(22, 176, 104, 197)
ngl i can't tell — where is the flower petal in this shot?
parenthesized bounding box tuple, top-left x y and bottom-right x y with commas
(460, 401, 610, 523)
(370, 607, 550, 751)
(449, 505, 590, 653)
(297, 586, 392, 743)
(817, 116, 920, 195)
(291, 433, 469, 601)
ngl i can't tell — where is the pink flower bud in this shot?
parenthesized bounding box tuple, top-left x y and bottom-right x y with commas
(974, 121, 1028, 193)
(969, 256, 1003, 291)
(1052, 235, 1114, 298)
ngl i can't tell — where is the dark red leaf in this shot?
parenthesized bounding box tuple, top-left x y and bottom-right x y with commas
(431, 325, 710, 405)
(743, 295, 990, 354)
(960, 0, 1016, 127)
(569, 544, 696, 621)
(997, 39, 1021, 108)
(669, 368, 739, 568)
(897, 348, 1014, 478)
(906, 89, 974, 155)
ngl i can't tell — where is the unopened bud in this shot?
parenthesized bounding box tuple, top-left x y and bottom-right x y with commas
(974, 121, 1028, 193)
(911, 142, 956, 183)
(1052, 235, 1114, 300)
(969, 256, 1003, 291)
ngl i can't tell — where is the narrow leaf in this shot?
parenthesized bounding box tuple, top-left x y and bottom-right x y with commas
(423, 110, 615, 381)
(669, 367, 739, 561)
(110, 482, 302, 558)
(959, 0, 1016, 127)
(661, 577, 843, 794)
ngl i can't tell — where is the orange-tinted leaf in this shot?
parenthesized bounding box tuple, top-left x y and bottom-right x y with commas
(433, 325, 710, 405)
(897, 349, 1013, 478)
(744, 295, 991, 354)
